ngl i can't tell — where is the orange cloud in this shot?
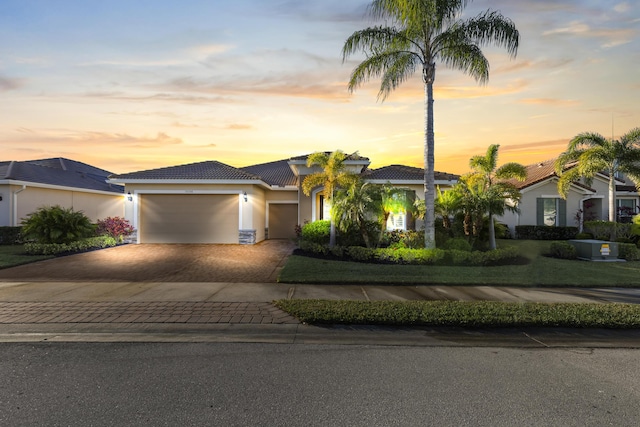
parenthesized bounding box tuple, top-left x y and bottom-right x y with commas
(518, 98, 580, 107)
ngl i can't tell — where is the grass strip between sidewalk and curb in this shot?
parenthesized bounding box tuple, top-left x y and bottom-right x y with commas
(273, 300, 640, 329)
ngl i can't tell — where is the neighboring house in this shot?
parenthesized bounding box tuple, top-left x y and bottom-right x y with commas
(499, 159, 638, 233)
(108, 153, 459, 244)
(0, 158, 124, 226)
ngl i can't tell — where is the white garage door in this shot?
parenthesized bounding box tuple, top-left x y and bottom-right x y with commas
(140, 194, 239, 243)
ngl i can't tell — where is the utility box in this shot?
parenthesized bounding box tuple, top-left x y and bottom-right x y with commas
(569, 239, 620, 261)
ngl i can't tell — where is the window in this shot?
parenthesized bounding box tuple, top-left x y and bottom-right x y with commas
(617, 198, 637, 222)
(536, 198, 566, 226)
(386, 212, 406, 231)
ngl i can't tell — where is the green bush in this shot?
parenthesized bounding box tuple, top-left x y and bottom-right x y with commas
(0, 227, 23, 245)
(24, 236, 117, 255)
(618, 243, 640, 261)
(442, 237, 472, 252)
(298, 242, 520, 267)
(274, 300, 640, 328)
(515, 225, 578, 240)
(300, 220, 330, 244)
(574, 232, 593, 240)
(21, 205, 95, 244)
(380, 230, 424, 249)
(584, 221, 614, 240)
(549, 241, 577, 260)
(345, 246, 375, 262)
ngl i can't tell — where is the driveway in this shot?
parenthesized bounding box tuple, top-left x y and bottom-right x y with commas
(0, 240, 296, 283)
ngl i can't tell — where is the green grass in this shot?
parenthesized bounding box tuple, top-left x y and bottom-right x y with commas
(274, 299, 640, 328)
(0, 245, 54, 269)
(278, 240, 640, 287)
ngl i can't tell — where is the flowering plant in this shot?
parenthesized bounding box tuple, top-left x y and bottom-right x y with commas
(96, 217, 135, 242)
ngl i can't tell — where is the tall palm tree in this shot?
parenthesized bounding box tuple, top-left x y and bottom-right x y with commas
(468, 144, 526, 250)
(342, 0, 519, 249)
(302, 151, 358, 247)
(555, 128, 640, 238)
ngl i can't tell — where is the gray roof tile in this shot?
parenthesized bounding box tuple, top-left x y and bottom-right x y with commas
(110, 160, 260, 181)
(0, 158, 122, 194)
(363, 164, 459, 182)
(240, 159, 297, 187)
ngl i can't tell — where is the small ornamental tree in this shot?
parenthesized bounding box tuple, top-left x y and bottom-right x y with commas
(96, 217, 135, 242)
(21, 205, 95, 244)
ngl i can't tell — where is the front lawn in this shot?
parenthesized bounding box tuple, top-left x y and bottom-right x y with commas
(0, 245, 54, 269)
(278, 240, 640, 287)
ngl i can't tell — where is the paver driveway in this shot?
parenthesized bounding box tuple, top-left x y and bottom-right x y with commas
(0, 240, 296, 283)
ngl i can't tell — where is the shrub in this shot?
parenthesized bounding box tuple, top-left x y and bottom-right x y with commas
(380, 230, 424, 249)
(549, 241, 577, 260)
(515, 225, 578, 240)
(0, 227, 23, 245)
(24, 236, 117, 255)
(584, 221, 614, 240)
(345, 246, 375, 262)
(21, 205, 95, 244)
(618, 243, 640, 261)
(96, 217, 135, 242)
(615, 223, 635, 242)
(300, 220, 330, 244)
(442, 237, 472, 252)
(574, 232, 593, 240)
(298, 240, 330, 256)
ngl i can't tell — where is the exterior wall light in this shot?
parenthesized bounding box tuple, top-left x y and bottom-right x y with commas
(127, 191, 133, 202)
(243, 191, 248, 202)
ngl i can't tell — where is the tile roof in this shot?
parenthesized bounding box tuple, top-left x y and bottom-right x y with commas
(109, 160, 261, 181)
(240, 159, 297, 187)
(288, 152, 370, 162)
(511, 159, 597, 191)
(0, 158, 122, 193)
(363, 164, 459, 182)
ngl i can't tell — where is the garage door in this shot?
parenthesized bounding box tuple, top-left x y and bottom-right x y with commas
(140, 194, 239, 243)
(268, 203, 298, 239)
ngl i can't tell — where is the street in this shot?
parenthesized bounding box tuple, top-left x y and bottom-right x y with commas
(1, 343, 639, 426)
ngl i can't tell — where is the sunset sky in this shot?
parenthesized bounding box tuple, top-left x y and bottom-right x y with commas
(1, 0, 638, 175)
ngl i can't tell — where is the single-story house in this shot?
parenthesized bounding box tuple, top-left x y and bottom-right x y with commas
(499, 159, 639, 233)
(108, 153, 459, 244)
(0, 158, 124, 226)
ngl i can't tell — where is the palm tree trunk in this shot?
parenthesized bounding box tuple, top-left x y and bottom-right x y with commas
(488, 213, 497, 250)
(423, 68, 436, 249)
(609, 174, 616, 241)
(329, 219, 337, 247)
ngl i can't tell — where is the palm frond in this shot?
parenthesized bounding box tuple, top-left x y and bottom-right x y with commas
(457, 10, 519, 58)
(495, 162, 527, 181)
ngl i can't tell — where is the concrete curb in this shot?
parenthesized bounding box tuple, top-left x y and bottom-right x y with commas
(1, 323, 640, 348)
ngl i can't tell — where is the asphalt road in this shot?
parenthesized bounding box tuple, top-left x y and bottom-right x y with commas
(1, 343, 639, 426)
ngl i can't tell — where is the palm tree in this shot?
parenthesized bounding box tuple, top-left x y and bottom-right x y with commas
(333, 178, 383, 248)
(302, 151, 358, 247)
(342, 0, 519, 249)
(435, 185, 461, 230)
(555, 128, 640, 239)
(468, 144, 526, 250)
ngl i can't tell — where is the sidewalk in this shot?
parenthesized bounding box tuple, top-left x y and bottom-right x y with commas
(1, 281, 640, 346)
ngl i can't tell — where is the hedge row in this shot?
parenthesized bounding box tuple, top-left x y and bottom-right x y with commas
(274, 300, 640, 328)
(515, 226, 578, 240)
(298, 241, 522, 267)
(24, 236, 118, 255)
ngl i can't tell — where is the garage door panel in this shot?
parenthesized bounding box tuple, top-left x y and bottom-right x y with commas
(269, 204, 298, 239)
(140, 194, 239, 244)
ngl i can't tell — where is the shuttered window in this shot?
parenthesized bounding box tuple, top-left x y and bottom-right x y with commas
(536, 198, 566, 226)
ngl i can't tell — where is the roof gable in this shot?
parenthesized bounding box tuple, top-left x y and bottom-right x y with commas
(240, 159, 297, 187)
